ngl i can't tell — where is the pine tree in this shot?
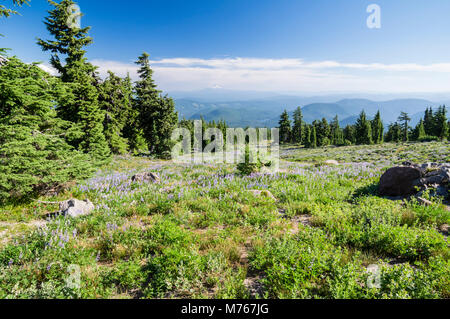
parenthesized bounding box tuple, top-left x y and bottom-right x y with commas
(371, 111, 384, 144)
(0, 57, 93, 203)
(314, 118, 331, 146)
(311, 125, 317, 148)
(304, 125, 311, 148)
(278, 110, 291, 144)
(134, 52, 178, 157)
(355, 111, 372, 145)
(423, 107, 434, 136)
(98, 71, 131, 154)
(385, 122, 402, 143)
(37, 0, 110, 162)
(37, 0, 96, 83)
(330, 115, 344, 146)
(292, 106, 304, 144)
(397, 112, 411, 142)
(414, 119, 426, 141)
(343, 125, 356, 145)
(435, 105, 449, 140)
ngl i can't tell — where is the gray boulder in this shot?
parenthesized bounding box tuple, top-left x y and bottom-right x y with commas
(379, 166, 423, 196)
(131, 172, 160, 184)
(60, 199, 95, 218)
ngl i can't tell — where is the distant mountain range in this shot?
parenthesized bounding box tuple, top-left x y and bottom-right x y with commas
(174, 94, 450, 128)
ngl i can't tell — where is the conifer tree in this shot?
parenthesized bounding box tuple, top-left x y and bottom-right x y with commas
(311, 125, 317, 148)
(397, 112, 411, 142)
(121, 74, 147, 154)
(0, 57, 93, 203)
(98, 71, 131, 154)
(435, 105, 448, 140)
(134, 52, 178, 157)
(385, 122, 402, 143)
(278, 110, 291, 144)
(343, 125, 356, 145)
(423, 107, 434, 136)
(292, 106, 304, 144)
(414, 119, 426, 140)
(330, 115, 344, 146)
(304, 125, 311, 148)
(371, 111, 384, 144)
(314, 118, 331, 146)
(355, 111, 372, 145)
(37, 0, 110, 162)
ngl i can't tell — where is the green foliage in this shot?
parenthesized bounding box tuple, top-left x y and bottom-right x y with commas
(134, 53, 178, 157)
(355, 111, 373, 145)
(371, 111, 384, 144)
(98, 71, 132, 154)
(398, 111, 411, 142)
(0, 0, 29, 19)
(236, 146, 271, 176)
(278, 110, 291, 144)
(0, 57, 93, 203)
(291, 106, 304, 144)
(37, 0, 110, 163)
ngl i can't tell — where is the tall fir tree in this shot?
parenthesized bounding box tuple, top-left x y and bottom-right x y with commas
(37, 0, 110, 162)
(304, 125, 311, 148)
(134, 52, 178, 157)
(278, 110, 292, 144)
(355, 111, 372, 145)
(122, 74, 147, 154)
(292, 106, 304, 144)
(385, 122, 402, 143)
(423, 107, 434, 136)
(98, 71, 132, 154)
(311, 125, 317, 148)
(371, 111, 384, 144)
(343, 125, 356, 145)
(330, 115, 344, 146)
(435, 105, 448, 140)
(397, 112, 411, 142)
(314, 118, 331, 146)
(413, 119, 426, 140)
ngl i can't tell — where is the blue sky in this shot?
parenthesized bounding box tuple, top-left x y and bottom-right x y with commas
(2, 0, 450, 94)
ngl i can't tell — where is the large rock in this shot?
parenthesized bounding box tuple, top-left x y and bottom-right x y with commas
(379, 167, 423, 196)
(60, 199, 95, 218)
(131, 172, 160, 184)
(324, 160, 339, 166)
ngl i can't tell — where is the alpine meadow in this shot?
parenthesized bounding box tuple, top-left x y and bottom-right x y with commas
(0, 0, 449, 303)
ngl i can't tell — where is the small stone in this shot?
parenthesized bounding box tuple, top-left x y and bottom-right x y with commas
(131, 172, 160, 184)
(59, 199, 94, 218)
(324, 160, 339, 165)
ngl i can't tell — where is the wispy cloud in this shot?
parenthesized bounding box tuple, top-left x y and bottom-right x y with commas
(39, 57, 450, 93)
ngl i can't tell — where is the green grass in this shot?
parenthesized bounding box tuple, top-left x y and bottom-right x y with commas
(0, 142, 448, 299)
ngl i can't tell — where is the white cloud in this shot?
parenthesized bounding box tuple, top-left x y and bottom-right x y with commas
(40, 57, 450, 93)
